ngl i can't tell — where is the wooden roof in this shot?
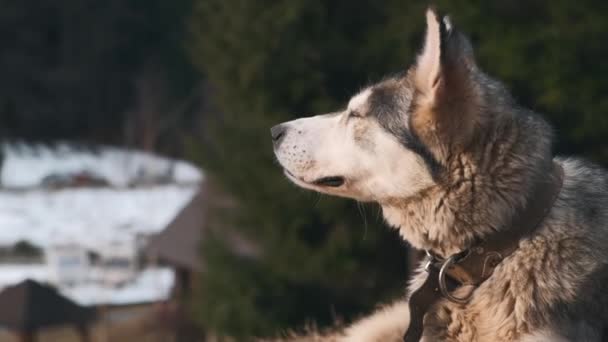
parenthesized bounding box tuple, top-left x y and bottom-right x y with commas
(145, 187, 206, 271)
(0, 279, 95, 331)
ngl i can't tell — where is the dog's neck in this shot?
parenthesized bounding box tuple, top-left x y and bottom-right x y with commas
(380, 115, 554, 258)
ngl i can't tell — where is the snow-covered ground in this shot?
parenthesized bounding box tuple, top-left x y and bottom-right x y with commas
(0, 264, 174, 306)
(0, 185, 198, 252)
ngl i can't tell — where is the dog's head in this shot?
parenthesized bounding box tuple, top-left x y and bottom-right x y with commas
(272, 9, 486, 202)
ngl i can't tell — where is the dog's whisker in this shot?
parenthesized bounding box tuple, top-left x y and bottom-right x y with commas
(356, 201, 368, 240)
(313, 193, 323, 207)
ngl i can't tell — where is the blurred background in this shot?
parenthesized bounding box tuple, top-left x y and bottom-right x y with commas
(0, 0, 606, 341)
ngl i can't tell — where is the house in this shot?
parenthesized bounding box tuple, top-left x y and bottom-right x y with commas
(0, 143, 204, 307)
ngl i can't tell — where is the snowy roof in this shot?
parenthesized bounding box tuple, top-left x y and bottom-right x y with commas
(0, 264, 174, 306)
(61, 267, 174, 306)
(0, 264, 48, 286)
(1, 142, 203, 189)
(0, 185, 199, 252)
(0, 143, 203, 251)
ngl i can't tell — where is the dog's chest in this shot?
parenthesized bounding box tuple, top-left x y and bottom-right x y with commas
(409, 259, 535, 341)
(421, 292, 523, 342)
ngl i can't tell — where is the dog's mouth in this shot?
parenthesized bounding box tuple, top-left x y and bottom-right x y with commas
(284, 169, 345, 188)
(312, 176, 345, 187)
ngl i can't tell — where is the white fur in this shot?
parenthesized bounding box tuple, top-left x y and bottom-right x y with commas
(415, 10, 442, 96)
(347, 88, 372, 112)
(341, 302, 410, 342)
(274, 91, 434, 202)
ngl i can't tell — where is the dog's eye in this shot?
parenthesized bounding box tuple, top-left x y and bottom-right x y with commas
(349, 110, 362, 118)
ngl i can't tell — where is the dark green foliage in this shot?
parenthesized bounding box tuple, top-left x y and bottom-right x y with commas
(435, 1, 608, 160)
(0, 0, 196, 148)
(12, 240, 43, 258)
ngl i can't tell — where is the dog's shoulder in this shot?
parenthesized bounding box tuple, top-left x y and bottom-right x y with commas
(556, 157, 608, 238)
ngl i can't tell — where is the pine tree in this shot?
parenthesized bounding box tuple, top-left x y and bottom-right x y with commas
(0, 0, 197, 151)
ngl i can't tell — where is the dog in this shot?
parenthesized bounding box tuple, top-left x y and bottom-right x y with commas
(271, 8, 608, 341)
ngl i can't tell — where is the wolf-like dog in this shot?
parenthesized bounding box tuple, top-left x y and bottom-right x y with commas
(271, 8, 608, 342)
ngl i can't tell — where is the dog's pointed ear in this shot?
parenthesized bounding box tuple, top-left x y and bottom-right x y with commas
(412, 8, 479, 151)
(414, 9, 445, 96)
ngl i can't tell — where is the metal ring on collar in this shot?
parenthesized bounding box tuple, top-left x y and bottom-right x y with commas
(438, 254, 473, 304)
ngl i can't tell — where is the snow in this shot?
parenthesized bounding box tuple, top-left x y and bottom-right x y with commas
(172, 160, 203, 184)
(1, 143, 203, 188)
(60, 267, 174, 306)
(0, 264, 174, 306)
(0, 143, 199, 306)
(0, 264, 49, 285)
(0, 185, 198, 253)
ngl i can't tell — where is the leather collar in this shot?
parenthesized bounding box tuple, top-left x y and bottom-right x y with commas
(403, 162, 564, 342)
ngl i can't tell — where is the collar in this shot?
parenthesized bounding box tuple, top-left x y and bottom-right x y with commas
(403, 162, 564, 342)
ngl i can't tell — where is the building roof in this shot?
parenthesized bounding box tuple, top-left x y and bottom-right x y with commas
(0, 279, 95, 331)
(144, 182, 260, 272)
(145, 187, 207, 271)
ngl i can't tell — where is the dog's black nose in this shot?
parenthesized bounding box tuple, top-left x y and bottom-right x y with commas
(270, 124, 287, 148)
